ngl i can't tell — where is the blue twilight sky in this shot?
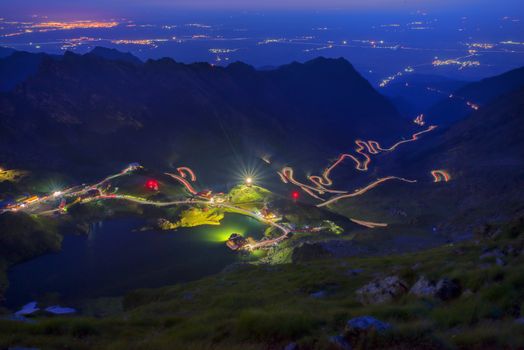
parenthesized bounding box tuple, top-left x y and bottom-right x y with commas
(1, 0, 523, 16)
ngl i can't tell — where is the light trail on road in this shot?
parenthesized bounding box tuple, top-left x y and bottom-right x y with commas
(426, 86, 480, 111)
(350, 218, 388, 228)
(278, 167, 347, 197)
(279, 125, 436, 202)
(176, 167, 197, 182)
(431, 170, 451, 182)
(317, 176, 417, 207)
(165, 171, 198, 195)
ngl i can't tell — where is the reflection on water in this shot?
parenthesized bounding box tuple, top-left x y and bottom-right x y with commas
(6, 214, 265, 308)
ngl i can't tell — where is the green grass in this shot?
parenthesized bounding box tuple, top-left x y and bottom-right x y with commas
(229, 185, 271, 205)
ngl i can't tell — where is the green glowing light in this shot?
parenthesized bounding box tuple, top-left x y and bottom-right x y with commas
(201, 226, 246, 243)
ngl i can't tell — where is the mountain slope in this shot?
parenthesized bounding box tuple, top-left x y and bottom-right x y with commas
(381, 74, 468, 118)
(428, 66, 524, 125)
(0, 46, 15, 58)
(329, 85, 524, 236)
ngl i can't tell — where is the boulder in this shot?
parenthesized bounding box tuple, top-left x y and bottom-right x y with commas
(409, 276, 461, 301)
(355, 276, 408, 305)
(496, 257, 507, 266)
(284, 342, 298, 350)
(310, 290, 327, 299)
(435, 278, 462, 301)
(409, 276, 437, 298)
(505, 244, 520, 257)
(329, 335, 352, 350)
(345, 316, 391, 334)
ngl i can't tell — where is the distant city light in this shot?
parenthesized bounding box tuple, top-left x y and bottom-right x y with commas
(432, 58, 480, 70)
(31, 20, 119, 31)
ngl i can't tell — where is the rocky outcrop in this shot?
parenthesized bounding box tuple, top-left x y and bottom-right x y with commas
(435, 278, 462, 301)
(409, 276, 461, 301)
(355, 276, 408, 305)
(156, 218, 179, 230)
(409, 276, 437, 298)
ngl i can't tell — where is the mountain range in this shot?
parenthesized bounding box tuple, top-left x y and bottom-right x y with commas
(0, 47, 405, 181)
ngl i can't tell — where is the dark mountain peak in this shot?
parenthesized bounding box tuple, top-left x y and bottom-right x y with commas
(226, 61, 256, 74)
(304, 56, 356, 73)
(226, 61, 255, 71)
(306, 56, 352, 66)
(274, 57, 365, 89)
(145, 56, 178, 67)
(86, 46, 142, 65)
(188, 61, 214, 71)
(62, 50, 80, 59)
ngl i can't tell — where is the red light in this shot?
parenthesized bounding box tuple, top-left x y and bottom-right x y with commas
(292, 191, 299, 200)
(146, 180, 159, 191)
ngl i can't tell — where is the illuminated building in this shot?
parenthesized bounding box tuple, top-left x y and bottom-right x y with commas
(196, 190, 213, 199)
(414, 114, 425, 126)
(226, 233, 248, 250)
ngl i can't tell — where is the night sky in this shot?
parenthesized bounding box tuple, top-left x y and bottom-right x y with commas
(1, 0, 523, 15)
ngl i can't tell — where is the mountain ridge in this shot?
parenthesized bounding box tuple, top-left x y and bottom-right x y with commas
(0, 48, 407, 181)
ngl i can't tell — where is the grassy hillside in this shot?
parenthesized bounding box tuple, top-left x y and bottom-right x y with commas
(1, 216, 523, 349)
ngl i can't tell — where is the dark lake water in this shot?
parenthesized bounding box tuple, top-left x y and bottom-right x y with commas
(6, 214, 265, 309)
